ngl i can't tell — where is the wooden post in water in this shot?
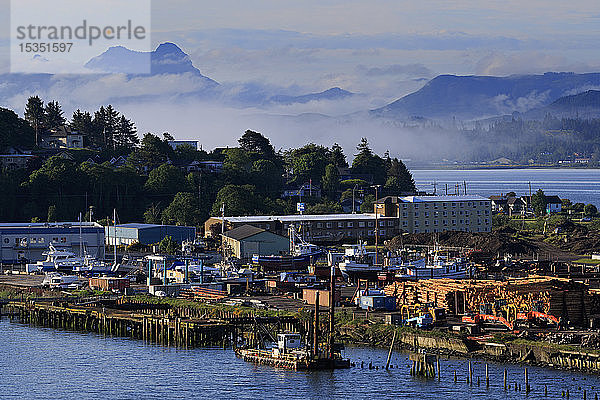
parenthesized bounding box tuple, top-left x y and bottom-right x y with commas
(504, 368, 507, 390)
(385, 330, 396, 370)
(525, 367, 530, 393)
(436, 357, 441, 380)
(468, 360, 472, 385)
(313, 291, 319, 358)
(485, 364, 489, 388)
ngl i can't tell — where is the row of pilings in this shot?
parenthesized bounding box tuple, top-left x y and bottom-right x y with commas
(1, 300, 303, 349)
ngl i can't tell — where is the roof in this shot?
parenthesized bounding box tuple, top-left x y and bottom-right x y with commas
(401, 195, 489, 203)
(218, 213, 385, 223)
(114, 223, 195, 230)
(545, 195, 562, 204)
(0, 222, 102, 229)
(222, 224, 266, 241)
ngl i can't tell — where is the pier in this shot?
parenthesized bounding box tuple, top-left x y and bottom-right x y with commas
(1, 298, 304, 348)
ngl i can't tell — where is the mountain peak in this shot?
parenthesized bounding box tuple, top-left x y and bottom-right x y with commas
(155, 42, 186, 55)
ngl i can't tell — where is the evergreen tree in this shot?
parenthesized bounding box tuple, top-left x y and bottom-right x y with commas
(115, 115, 139, 148)
(386, 158, 416, 194)
(532, 189, 547, 216)
(104, 105, 120, 150)
(321, 163, 340, 199)
(24, 96, 44, 146)
(238, 130, 275, 159)
(70, 110, 94, 146)
(329, 143, 348, 167)
(351, 138, 387, 184)
(44, 101, 66, 129)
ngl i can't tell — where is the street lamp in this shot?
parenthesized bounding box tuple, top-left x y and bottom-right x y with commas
(371, 184, 381, 265)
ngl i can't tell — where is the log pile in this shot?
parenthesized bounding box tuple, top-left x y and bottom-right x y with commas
(384, 275, 591, 325)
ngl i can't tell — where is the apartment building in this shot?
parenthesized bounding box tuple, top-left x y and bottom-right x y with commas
(375, 195, 492, 233)
(204, 195, 492, 243)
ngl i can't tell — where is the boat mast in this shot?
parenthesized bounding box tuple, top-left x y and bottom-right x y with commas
(113, 208, 117, 266)
(328, 264, 335, 359)
(79, 212, 82, 258)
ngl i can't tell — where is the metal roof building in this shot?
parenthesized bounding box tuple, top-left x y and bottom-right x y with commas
(0, 222, 104, 264)
(222, 224, 290, 260)
(105, 223, 196, 246)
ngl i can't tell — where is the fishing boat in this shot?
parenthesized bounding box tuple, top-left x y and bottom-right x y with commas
(252, 226, 322, 271)
(336, 242, 382, 281)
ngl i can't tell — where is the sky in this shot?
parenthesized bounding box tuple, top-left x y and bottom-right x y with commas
(0, 0, 599, 154)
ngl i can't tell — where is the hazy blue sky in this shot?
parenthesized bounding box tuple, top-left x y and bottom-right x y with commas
(145, 0, 600, 99)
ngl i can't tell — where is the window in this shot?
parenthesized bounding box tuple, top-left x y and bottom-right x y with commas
(368, 230, 374, 236)
(485, 219, 489, 224)
(359, 221, 365, 228)
(452, 202, 456, 207)
(434, 220, 438, 225)
(459, 219, 463, 224)
(53, 237, 58, 242)
(465, 211, 469, 216)
(425, 220, 429, 226)
(402, 221, 408, 227)
(452, 219, 456, 225)
(434, 211, 439, 217)
(414, 228, 419, 233)
(338, 222, 344, 228)
(443, 211, 447, 216)
(402, 212, 408, 217)
(347, 222, 353, 228)
(443, 220, 448, 226)
(379, 221, 385, 227)
(368, 221, 374, 227)
(424, 204, 429, 208)
(414, 204, 419, 209)
(443, 203, 447, 208)
(425, 211, 429, 217)
(451, 211, 456, 216)
(478, 218, 481, 225)
(326, 222, 332, 228)
(414, 212, 419, 217)
(379, 229, 386, 236)
(414, 220, 419, 227)
(434, 204, 438, 209)
(402, 204, 407, 209)
(316, 222, 323, 228)
(459, 211, 463, 215)
(485, 210, 490, 215)
(424, 229, 429, 233)
(39, 238, 44, 243)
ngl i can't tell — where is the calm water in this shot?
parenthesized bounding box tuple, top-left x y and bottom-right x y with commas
(411, 168, 600, 206)
(2, 319, 600, 399)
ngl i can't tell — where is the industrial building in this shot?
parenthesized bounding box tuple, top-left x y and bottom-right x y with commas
(0, 222, 105, 264)
(105, 224, 196, 246)
(222, 225, 290, 260)
(204, 195, 491, 243)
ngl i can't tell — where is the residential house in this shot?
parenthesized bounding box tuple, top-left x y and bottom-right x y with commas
(0, 147, 35, 170)
(545, 195, 562, 213)
(40, 126, 84, 149)
(489, 195, 509, 213)
(282, 182, 322, 199)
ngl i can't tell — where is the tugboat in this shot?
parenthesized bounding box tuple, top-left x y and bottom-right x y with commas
(235, 266, 350, 370)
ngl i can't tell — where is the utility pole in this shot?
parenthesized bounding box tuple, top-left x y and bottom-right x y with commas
(371, 184, 381, 265)
(221, 203, 226, 262)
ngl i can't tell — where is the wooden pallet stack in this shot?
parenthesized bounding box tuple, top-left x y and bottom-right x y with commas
(384, 276, 591, 325)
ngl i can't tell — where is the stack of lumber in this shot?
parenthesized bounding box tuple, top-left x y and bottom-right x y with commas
(384, 275, 590, 325)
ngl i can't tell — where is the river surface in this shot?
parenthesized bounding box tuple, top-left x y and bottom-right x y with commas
(411, 168, 600, 207)
(2, 319, 600, 400)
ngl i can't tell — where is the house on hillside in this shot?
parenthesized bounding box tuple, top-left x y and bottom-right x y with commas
(40, 126, 84, 149)
(282, 182, 321, 199)
(545, 195, 562, 213)
(0, 147, 35, 170)
(489, 195, 509, 213)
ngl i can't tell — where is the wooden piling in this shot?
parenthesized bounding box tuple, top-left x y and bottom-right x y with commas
(485, 364, 489, 388)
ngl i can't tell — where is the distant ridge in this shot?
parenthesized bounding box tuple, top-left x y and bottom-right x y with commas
(267, 87, 354, 105)
(371, 72, 600, 120)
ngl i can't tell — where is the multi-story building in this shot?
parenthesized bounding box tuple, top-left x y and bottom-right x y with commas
(0, 222, 105, 264)
(375, 195, 492, 234)
(204, 195, 492, 242)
